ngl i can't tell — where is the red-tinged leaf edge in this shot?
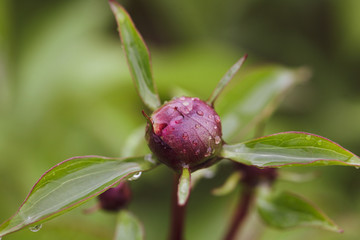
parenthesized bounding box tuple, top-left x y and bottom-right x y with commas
(221, 131, 360, 168)
(0, 155, 158, 237)
(109, 0, 161, 111)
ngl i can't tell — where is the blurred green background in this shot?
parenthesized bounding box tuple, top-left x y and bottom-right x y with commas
(1, 0, 360, 239)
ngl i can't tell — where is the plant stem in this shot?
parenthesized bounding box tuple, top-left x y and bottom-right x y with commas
(169, 173, 188, 240)
(224, 185, 255, 240)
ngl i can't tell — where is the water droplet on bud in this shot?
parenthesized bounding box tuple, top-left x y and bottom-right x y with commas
(195, 149, 201, 155)
(208, 115, 214, 119)
(182, 132, 189, 140)
(182, 101, 189, 106)
(215, 136, 221, 144)
(29, 224, 42, 232)
(204, 147, 212, 157)
(195, 124, 200, 129)
(180, 97, 185, 100)
(193, 141, 198, 146)
(215, 115, 221, 123)
(128, 172, 142, 181)
(197, 110, 204, 116)
(317, 140, 322, 145)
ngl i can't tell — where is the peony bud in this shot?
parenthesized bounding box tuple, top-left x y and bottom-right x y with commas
(98, 182, 131, 212)
(145, 96, 222, 172)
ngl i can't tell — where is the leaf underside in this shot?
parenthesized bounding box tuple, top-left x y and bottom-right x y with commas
(221, 131, 360, 168)
(177, 168, 191, 206)
(0, 155, 158, 237)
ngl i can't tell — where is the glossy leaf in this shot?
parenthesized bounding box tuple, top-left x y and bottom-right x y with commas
(109, 0, 161, 111)
(217, 66, 309, 142)
(177, 168, 191, 206)
(0, 155, 159, 237)
(207, 55, 247, 105)
(221, 132, 360, 168)
(257, 188, 342, 232)
(114, 210, 144, 240)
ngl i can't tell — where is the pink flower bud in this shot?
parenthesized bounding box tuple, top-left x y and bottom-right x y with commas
(145, 97, 222, 172)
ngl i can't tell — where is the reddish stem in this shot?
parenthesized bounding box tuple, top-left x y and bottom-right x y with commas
(224, 186, 255, 240)
(169, 173, 188, 240)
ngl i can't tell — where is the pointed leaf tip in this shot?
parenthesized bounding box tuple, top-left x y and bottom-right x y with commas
(257, 188, 343, 232)
(208, 54, 248, 105)
(109, 0, 161, 111)
(177, 168, 191, 206)
(0, 155, 158, 238)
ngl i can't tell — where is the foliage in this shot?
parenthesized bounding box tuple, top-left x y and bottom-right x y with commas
(1, 0, 360, 240)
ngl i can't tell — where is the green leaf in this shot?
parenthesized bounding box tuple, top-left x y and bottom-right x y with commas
(109, 0, 161, 111)
(221, 131, 360, 168)
(114, 210, 144, 240)
(0, 155, 159, 237)
(257, 187, 342, 232)
(177, 168, 191, 206)
(191, 164, 217, 188)
(207, 55, 247, 105)
(217, 66, 309, 141)
(212, 171, 241, 196)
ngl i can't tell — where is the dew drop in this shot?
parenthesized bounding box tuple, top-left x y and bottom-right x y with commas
(214, 115, 221, 123)
(180, 97, 185, 100)
(204, 147, 212, 157)
(128, 172, 142, 181)
(317, 140, 322, 146)
(196, 110, 204, 116)
(195, 124, 200, 129)
(182, 101, 189, 106)
(195, 149, 201, 155)
(208, 136, 212, 140)
(191, 97, 200, 101)
(215, 136, 221, 144)
(306, 135, 311, 140)
(170, 116, 183, 126)
(208, 114, 214, 119)
(29, 224, 42, 232)
(182, 132, 189, 140)
(214, 126, 218, 130)
(193, 141, 198, 146)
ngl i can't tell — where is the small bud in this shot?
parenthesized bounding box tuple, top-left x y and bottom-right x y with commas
(145, 96, 222, 172)
(98, 182, 131, 212)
